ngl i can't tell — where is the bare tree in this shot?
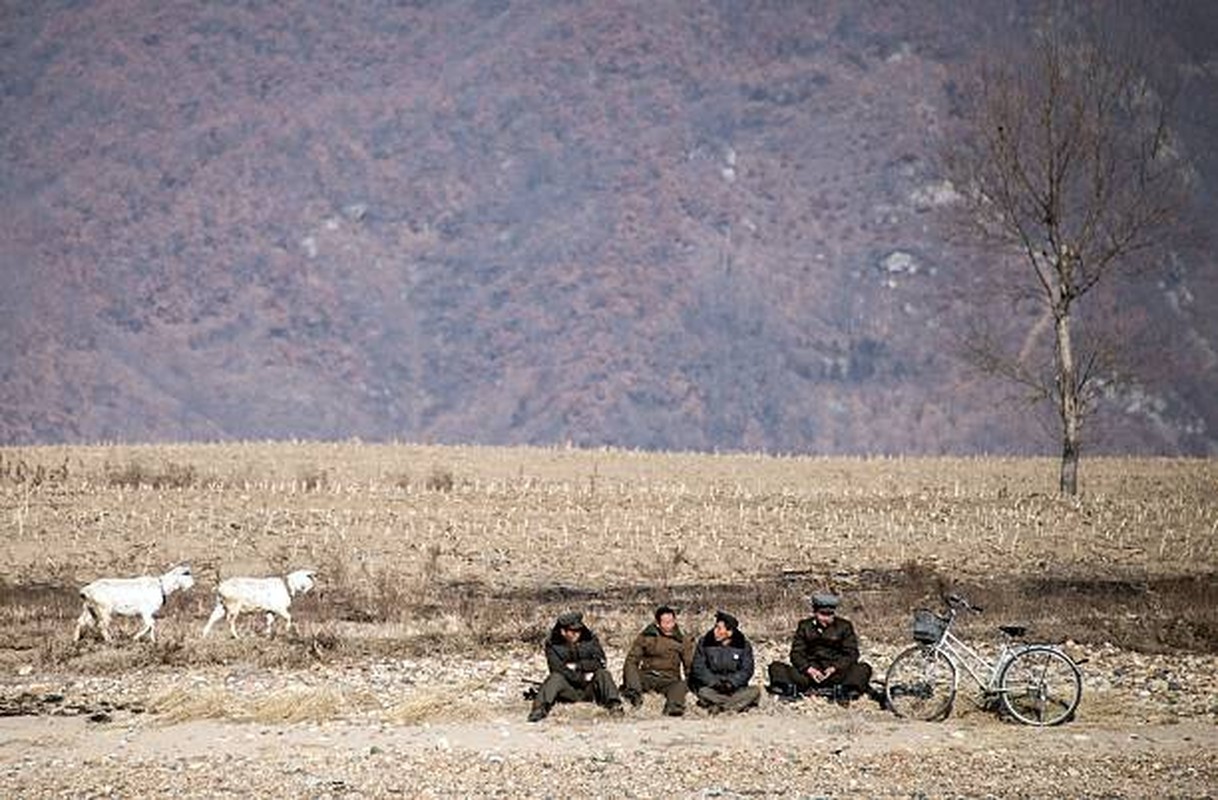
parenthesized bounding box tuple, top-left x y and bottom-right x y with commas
(944, 18, 1190, 495)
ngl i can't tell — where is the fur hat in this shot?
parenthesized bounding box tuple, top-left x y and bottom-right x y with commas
(556, 611, 584, 629)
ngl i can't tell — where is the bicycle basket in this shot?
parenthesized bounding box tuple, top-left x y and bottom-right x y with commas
(912, 609, 947, 643)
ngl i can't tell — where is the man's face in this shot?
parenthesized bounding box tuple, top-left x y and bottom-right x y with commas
(561, 626, 581, 644)
(657, 612, 677, 635)
(712, 620, 732, 642)
(814, 607, 836, 625)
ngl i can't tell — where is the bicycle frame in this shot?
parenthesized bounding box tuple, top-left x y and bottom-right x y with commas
(923, 599, 1072, 700)
(928, 627, 1013, 698)
(887, 594, 1084, 725)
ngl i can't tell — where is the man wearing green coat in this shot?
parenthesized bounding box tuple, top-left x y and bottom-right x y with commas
(621, 605, 694, 716)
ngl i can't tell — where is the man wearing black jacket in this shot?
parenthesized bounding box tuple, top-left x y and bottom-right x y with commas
(528, 611, 624, 722)
(689, 610, 761, 713)
(767, 593, 874, 705)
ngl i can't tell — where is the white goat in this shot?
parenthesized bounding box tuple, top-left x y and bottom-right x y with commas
(74, 564, 195, 643)
(202, 569, 317, 638)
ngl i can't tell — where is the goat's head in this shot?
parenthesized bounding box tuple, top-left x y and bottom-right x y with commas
(163, 564, 196, 593)
(286, 569, 317, 597)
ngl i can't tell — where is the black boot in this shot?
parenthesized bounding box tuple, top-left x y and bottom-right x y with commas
(766, 682, 801, 702)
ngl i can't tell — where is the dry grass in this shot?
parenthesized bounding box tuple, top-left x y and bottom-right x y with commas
(384, 674, 504, 725)
(150, 678, 493, 726)
(152, 684, 379, 724)
(152, 687, 234, 723)
(0, 443, 1214, 667)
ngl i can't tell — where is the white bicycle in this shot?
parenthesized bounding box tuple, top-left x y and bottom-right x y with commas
(884, 594, 1083, 726)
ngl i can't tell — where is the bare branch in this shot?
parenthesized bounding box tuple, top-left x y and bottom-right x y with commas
(939, 12, 1191, 494)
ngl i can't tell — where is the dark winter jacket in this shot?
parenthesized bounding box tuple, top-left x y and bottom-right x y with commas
(689, 628, 755, 691)
(623, 622, 694, 683)
(544, 623, 609, 686)
(790, 615, 861, 674)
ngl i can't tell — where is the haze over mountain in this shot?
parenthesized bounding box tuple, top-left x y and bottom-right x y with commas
(3, 0, 1216, 455)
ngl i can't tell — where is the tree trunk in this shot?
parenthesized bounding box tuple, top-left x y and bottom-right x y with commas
(1060, 434, 1080, 496)
(1055, 310, 1081, 496)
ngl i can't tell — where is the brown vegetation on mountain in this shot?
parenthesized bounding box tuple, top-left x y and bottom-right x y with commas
(2, 1, 1216, 455)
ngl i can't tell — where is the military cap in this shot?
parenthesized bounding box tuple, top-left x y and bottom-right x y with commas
(810, 592, 840, 610)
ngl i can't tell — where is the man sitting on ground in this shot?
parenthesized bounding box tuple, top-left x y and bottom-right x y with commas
(767, 592, 875, 706)
(621, 605, 694, 716)
(528, 611, 624, 722)
(689, 610, 761, 713)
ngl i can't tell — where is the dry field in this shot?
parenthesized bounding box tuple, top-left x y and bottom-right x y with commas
(1, 443, 1216, 797)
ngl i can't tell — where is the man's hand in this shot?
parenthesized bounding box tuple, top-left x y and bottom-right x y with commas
(806, 665, 836, 683)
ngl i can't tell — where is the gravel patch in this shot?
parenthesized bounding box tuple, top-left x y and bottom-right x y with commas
(2, 643, 1215, 797)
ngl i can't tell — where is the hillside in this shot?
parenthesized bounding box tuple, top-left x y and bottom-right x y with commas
(2, 0, 1216, 453)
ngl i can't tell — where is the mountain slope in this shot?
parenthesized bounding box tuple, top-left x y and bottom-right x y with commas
(2, 0, 1215, 454)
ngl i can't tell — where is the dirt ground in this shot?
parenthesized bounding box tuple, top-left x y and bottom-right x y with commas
(1, 447, 1215, 796)
(2, 709, 1215, 798)
(2, 636, 1216, 798)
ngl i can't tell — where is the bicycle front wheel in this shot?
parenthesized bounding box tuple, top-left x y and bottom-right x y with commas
(885, 644, 957, 721)
(998, 646, 1082, 726)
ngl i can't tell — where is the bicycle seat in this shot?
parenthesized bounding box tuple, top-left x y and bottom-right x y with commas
(998, 625, 1027, 638)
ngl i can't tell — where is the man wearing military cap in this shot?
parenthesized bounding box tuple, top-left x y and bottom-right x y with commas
(766, 592, 875, 705)
(527, 611, 624, 722)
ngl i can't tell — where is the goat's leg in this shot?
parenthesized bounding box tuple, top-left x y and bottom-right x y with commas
(228, 608, 242, 639)
(133, 612, 154, 641)
(73, 605, 94, 642)
(98, 610, 114, 642)
(202, 603, 226, 638)
(268, 609, 293, 636)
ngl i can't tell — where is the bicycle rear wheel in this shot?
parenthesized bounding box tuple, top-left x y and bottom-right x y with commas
(998, 646, 1082, 726)
(885, 644, 956, 721)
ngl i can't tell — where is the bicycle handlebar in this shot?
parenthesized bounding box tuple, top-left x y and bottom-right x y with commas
(947, 593, 984, 614)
